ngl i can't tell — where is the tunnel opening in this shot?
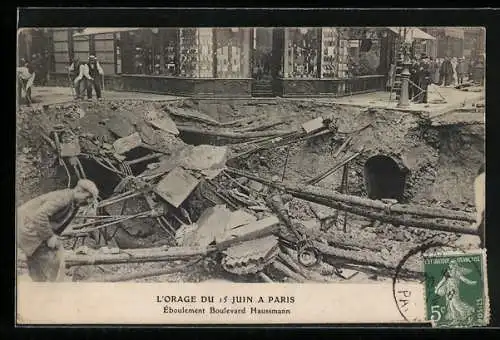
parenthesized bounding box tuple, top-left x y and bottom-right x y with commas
(77, 157, 122, 200)
(123, 146, 161, 175)
(363, 155, 408, 201)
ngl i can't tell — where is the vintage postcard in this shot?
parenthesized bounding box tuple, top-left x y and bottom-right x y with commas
(16, 24, 487, 326)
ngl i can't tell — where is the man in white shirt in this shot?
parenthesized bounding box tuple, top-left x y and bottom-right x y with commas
(17, 60, 36, 105)
(84, 55, 104, 100)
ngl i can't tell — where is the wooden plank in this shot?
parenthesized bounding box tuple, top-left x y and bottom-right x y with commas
(216, 215, 280, 250)
(65, 245, 211, 267)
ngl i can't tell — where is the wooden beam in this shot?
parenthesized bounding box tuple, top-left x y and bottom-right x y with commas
(225, 168, 477, 225)
(65, 246, 213, 267)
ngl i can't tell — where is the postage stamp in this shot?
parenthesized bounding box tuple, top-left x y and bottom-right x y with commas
(424, 250, 489, 328)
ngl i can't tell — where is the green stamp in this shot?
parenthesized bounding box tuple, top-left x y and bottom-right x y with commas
(424, 250, 489, 327)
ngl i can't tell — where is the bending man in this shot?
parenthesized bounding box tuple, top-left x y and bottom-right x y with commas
(17, 180, 99, 282)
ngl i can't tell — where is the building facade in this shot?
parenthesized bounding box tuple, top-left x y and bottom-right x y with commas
(421, 27, 485, 59)
(20, 27, 421, 98)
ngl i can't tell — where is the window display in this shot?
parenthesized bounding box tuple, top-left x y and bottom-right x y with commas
(215, 28, 250, 78)
(179, 28, 198, 77)
(179, 28, 213, 78)
(338, 39, 349, 78)
(124, 29, 154, 75)
(284, 28, 320, 78)
(320, 28, 338, 78)
(161, 29, 178, 76)
(197, 28, 213, 78)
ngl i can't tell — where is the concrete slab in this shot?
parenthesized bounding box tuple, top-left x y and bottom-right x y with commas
(192, 205, 233, 248)
(154, 166, 200, 208)
(149, 116, 179, 136)
(301, 117, 324, 133)
(180, 145, 229, 171)
(113, 132, 142, 154)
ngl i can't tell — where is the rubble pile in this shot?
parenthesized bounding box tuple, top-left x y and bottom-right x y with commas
(16, 98, 484, 283)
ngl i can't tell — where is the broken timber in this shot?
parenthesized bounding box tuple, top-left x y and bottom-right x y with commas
(225, 168, 478, 230)
(176, 125, 295, 140)
(64, 246, 213, 267)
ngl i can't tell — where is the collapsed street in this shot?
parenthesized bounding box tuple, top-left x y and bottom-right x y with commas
(16, 94, 485, 284)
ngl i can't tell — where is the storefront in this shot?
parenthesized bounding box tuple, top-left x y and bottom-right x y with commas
(111, 28, 254, 97)
(275, 27, 387, 97)
(43, 27, 394, 98)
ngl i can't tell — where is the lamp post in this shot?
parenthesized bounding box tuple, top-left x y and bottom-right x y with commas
(398, 29, 411, 108)
(398, 60, 411, 107)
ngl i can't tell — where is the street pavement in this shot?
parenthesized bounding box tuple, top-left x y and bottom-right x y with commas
(21, 85, 485, 126)
(24, 86, 183, 108)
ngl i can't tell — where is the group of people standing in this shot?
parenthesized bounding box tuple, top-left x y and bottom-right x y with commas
(17, 54, 105, 106)
(433, 56, 469, 87)
(407, 55, 472, 104)
(68, 55, 105, 100)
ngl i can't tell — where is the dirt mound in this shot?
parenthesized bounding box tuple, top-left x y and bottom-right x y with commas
(417, 123, 485, 208)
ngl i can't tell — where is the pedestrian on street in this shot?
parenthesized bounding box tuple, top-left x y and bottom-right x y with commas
(451, 57, 458, 86)
(431, 57, 440, 84)
(32, 53, 48, 86)
(415, 55, 431, 104)
(409, 57, 420, 101)
(68, 57, 85, 100)
(456, 57, 467, 85)
(17, 179, 99, 282)
(84, 55, 104, 100)
(468, 58, 475, 80)
(17, 59, 36, 106)
(440, 57, 454, 86)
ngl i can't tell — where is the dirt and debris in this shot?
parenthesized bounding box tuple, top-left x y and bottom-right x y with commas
(16, 97, 484, 283)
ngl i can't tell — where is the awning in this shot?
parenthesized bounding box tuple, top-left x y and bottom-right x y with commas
(73, 28, 143, 37)
(387, 27, 436, 41)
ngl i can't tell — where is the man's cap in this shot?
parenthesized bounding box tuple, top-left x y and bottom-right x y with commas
(76, 179, 99, 199)
(89, 55, 96, 60)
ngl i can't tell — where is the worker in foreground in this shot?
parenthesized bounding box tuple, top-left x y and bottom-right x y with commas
(17, 180, 99, 282)
(17, 59, 36, 106)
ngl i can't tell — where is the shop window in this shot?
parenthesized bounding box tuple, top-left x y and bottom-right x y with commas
(160, 29, 179, 76)
(320, 28, 339, 79)
(179, 28, 198, 77)
(284, 28, 320, 78)
(337, 39, 349, 78)
(179, 28, 214, 78)
(215, 28, 251, 78)
(176, 28, 211, 78)
(358, 38, 381, 75)
(123, 29, 154, 75)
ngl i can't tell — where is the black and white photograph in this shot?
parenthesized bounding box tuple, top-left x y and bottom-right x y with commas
(16, 22, 487, 325)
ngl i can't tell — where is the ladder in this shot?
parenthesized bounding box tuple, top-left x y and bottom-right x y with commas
(388, 60, 403, 101)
